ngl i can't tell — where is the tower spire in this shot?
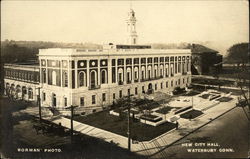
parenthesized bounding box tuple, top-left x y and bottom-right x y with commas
(126, 6, 137, 45)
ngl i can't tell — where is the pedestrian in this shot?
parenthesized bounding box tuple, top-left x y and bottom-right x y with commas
(176, 121, 179, 130)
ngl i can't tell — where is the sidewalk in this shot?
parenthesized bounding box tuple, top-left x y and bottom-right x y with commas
(20, 95, 239, 156)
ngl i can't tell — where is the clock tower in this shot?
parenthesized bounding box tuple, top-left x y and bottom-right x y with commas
(126, 9, 138, 45)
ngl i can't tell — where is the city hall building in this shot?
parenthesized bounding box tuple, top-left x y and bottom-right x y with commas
(4, 9, 192, 113)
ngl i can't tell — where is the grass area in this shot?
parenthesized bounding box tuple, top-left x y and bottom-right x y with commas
(112, 97, 161, 111)
(180, 110, 203, 119)
(200, 94, 210, 99)
(219, 88, 246, 96)
(217, 66, 249, 80)
(155, 107, 173, 114)
(192, 78, 235, 86)
(140, 114, 162, 122)
(192, 85, 247, 96)
(216, 97, 233, 102)
(74, 110, 176, 141)
(182, 90, 201, 96)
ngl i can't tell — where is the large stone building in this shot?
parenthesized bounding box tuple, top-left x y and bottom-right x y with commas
(191, 44, 222, 75)
(4, 63, 40, 101)
(3, 9, 192, 114)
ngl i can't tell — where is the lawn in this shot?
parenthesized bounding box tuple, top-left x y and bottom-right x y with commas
(182, 90, 201, 96)
(155, 106, 173, 114)
(192, 78, 235, 86)
(74, 110, 176, 141)
(200, 94, 210, 99)
(180, 110, 203, 119)
(216, 97, 233, 102)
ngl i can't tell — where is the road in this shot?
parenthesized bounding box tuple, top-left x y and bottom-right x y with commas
(150, 106, 249, 159)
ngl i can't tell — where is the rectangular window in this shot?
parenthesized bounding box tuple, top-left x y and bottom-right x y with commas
(128, 89, 130, 96)
(102, 93, 106, 102)
(112, 67, 116, 83)
(175, 63, 177, 74)
(161, 83, 163, 89)
(183, 78, 185, 84)
(42, 92, 46, 101)
(135, 87, 138, 95)
(113, 93, 116, 99)
(80, 97, 85, 106)
(166, 81, 168, 88)
(112, 59, 116, 66)
(142, 86, 145, 93)
(119, 90, 122, 98)
(64, 97, 67, 107)
(155, 84, 157, 90)
(92, 95, 96, 104)
(171, 80, 173, 87)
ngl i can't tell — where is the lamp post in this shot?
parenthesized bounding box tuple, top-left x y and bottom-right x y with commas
(127, 100, 131, 151)
(65, 105, 78, 144)
(127, 94, 135, 152)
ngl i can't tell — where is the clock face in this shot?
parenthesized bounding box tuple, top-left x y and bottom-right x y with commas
(80, 62, 84, 67)
(91, 61, 95, 66)
(102, 61, 106, 65)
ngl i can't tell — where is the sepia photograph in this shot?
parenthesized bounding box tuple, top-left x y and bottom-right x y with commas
(0, 0, 249, 159)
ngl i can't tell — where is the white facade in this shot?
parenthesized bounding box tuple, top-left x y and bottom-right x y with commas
(38, 46, 192, 113)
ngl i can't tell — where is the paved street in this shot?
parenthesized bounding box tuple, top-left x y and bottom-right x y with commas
(150, 106, 249, 159)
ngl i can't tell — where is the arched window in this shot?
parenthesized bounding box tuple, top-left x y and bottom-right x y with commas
(79, 71, 86, 87)
(154, 65, 158, 77)
(147, 66, 152, 79)
(90, 70, 97, 87)
(16, 85, 21, 93)
(28, 88, 33, 99)
(134, 67, 139, 80)
(165, 64, 169, 77)
(52, 71, 57, 85)
(170, 64, 174, 76)
(118, 68, 123, 82)
(141, 66, 145, 80)
(160, 65, 163, 77)
(101, 70, 107, 84)
(126, 67, 131, 82)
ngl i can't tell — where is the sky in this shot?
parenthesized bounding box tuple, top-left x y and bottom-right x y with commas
(1, 0, 249, 55)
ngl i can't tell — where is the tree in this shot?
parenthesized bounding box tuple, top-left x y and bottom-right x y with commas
(226, 43, 249, 67)
(227, 43, 249, 120)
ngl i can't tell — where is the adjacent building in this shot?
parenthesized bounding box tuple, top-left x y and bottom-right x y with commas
(191, 44, 223, 75)
(4, 63, 40, 101)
